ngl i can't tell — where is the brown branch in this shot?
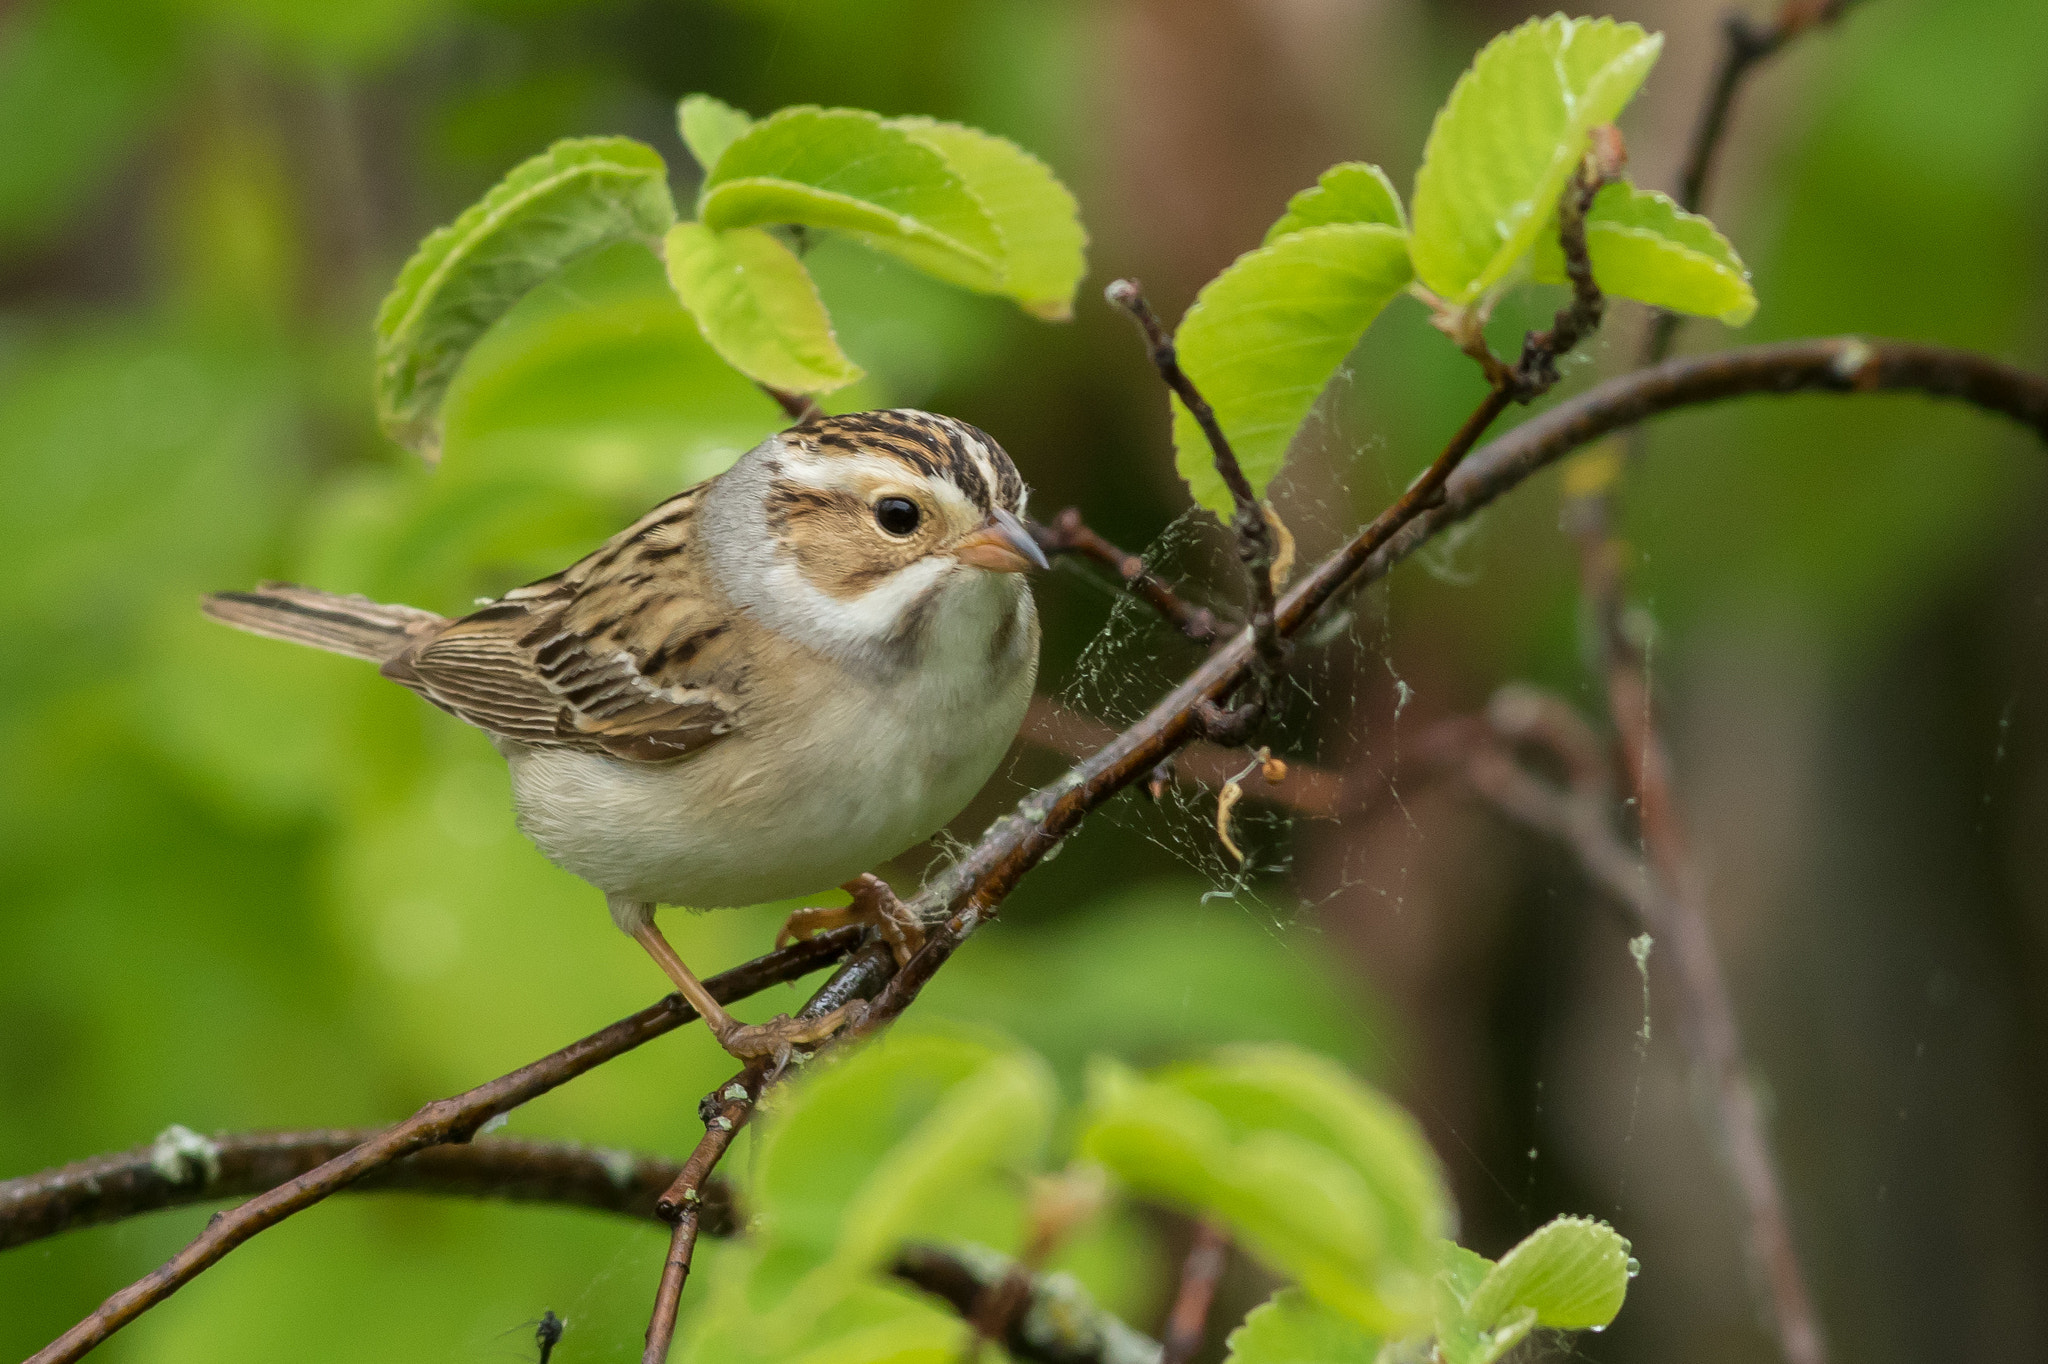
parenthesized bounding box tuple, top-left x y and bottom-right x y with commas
(0, 1128, 727, 1252)
(1159, 1222, 1230, 1364)
(838, 336, 2048, 1058)
(1105, 279, 1283, 719)
(25, 928, 862, 1364)
(1458, 687, 1664, 930)
(893, 1243, 1163, 1364)
(1680, 0, 1865, 216)
(2, 1133, 1156, 1364)
(758, 381, 824, 425)
(1586, 13, 1856, 1347)
(1511, 129, 1625, 397)
(641, 942, 898, 1364)
(1024, 697, 1347, 817)
(1030, 508, 1224, 644)
(1465, 681, 1830, 1364)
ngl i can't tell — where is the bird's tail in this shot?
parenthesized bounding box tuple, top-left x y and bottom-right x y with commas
(202, 583, 445, 664)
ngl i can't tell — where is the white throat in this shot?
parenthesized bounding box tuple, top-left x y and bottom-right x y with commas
(699, 437, 1029, 681)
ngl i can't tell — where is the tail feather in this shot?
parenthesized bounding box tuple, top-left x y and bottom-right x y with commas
(202, 583, 445, 664)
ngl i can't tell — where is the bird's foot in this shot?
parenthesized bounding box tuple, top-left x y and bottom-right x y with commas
(712, 1000, 868, 1073)
(776, 873, 927, 967)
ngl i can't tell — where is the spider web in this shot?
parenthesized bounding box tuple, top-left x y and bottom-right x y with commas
(1046, 477, 1393, 932)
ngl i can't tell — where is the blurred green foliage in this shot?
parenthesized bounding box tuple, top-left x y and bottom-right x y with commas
(3, 0, 2046, 1361)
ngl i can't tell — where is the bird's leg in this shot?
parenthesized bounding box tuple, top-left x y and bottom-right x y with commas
(618, 900, 863, 1067)
(776, 873, 926, 966)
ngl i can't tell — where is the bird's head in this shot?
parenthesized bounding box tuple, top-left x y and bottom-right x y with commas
(703, 409, 1045, 673)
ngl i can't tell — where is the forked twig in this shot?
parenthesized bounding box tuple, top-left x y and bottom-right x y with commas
(1105, 279, 1283, 735)
(1030, 508, 1224, 644)
(24, 929, 861, 1364)
(640, 943, 898, 1364)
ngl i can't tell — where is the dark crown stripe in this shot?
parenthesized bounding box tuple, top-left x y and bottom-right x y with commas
(794, 409, 1019, 515)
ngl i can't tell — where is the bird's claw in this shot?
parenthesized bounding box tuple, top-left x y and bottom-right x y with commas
(713, 1000, 868, 1073)
(777, 873, 926, 967)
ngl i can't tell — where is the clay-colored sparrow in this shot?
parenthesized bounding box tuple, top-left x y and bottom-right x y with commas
(206, 410, 1044, 1061)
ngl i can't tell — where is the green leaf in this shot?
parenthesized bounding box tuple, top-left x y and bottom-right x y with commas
(700, 106, 1005, 294)
(1265, 163, 1405, 242)
(680, 93, 755, 176)
(663, 221, 864, 393)
(1531, 182, 1756, 324)
(675, 1035, 1056, 1364)
(677, 1248, 964, 1364)
(1223, 1288, 1384, 1364)
(440, 240, 783, 484)
(373, 136, 676, 460)
(1079, 1044, 1452, 1334)
(748, 1032, 1056, 1307)
(890, 116, 1087, 319)
(1410, 15, 1663, 305)
(1171, 223, 1412, 518)
(1466, 1216, 1633, 1332)
(1431, 1243, 1536, 1364)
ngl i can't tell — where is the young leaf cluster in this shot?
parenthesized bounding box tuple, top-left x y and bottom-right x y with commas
(1169, 14, 1759, 519)
(688, 1035, 1635, 1364)
(372, 96, 1086, 460)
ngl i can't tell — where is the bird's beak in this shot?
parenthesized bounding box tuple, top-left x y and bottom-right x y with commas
(951, 507, 1050, 574)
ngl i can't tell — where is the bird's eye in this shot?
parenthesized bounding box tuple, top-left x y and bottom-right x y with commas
(874, 496, 921, 536)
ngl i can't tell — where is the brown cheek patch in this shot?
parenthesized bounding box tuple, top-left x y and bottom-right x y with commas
(768, 483, 927, 600)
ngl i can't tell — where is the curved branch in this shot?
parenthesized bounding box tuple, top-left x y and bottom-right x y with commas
(893, 1243, 1163, 1364)
(857, 336, 2048, 1031)
(0, 1129, 729, 1250)
(3, 1133, 1154, 1364)
(25, 927, 862, 1364)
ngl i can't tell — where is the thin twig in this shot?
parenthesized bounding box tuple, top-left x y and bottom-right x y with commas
(1105, 279, 1284, 715)
(1510, 129, 1625, 397)
(1159, 1222, 1230, 1364)
(1024, 697, 1346, 817)
(25, 928, 862, 1364)
(758, 382, 824, 424)
(1030, 509, 1224, 644)
(640, 942, 898, 1364)
(1457, 682, 1820, 1364)
(1648, 0, 1865, 361)
(1457, 685, 1664, 929)
(1585, 548, 1827, 1364)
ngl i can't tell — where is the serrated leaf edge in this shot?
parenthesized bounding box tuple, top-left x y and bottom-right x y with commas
(889, 114, 1087, 318)
(699, 104, 1008, 279)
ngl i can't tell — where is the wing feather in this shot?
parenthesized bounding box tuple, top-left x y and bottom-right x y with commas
(381, 484, 745, 763)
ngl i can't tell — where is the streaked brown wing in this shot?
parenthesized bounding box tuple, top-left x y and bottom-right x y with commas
(380, 483, 742, 763)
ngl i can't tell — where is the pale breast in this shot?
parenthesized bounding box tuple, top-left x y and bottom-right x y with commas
(501, 588, 1038, 908)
